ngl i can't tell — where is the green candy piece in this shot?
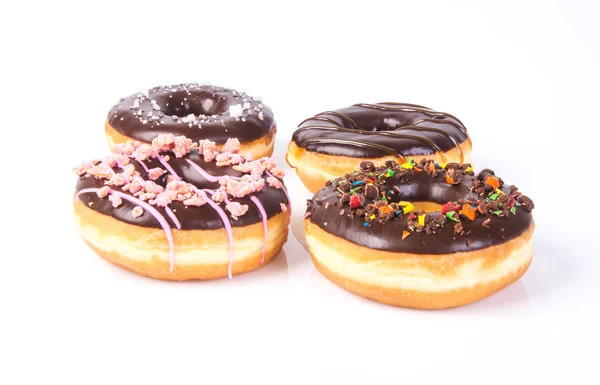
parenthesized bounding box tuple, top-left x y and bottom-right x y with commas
(489, 193, 499, 200)
(350, 189, 355, 194)
(446, 211, 460, 222)
(493, 210, 502, 216)
(510, 206, 516, 215)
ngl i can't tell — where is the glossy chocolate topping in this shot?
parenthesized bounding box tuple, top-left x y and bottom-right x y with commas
(306, 161, 533, 254)
(108, 84, 275, 144)
(76, 149, 287, 230)
(292, 103, 469, 160)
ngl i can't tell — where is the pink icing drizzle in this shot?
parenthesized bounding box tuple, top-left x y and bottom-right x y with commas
(76, 187, 176, 272)
(185, 159, 221, 182)
(250, 196, 268, 264)
(194, 188, 235, 279)
(133, 157, 149, 172)
(157, 155, 181, 180)
(165, 206, 181, 230)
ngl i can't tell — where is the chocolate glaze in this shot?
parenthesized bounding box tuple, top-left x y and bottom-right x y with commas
(292, 103, 469, 160)
(307, 171, 533, 254)
(108, 84, 275, 144)
(75, 149, 287, 230)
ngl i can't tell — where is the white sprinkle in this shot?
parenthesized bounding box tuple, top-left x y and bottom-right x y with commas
(258, 111, 264, 120)
(228, 104, 243, 118)
(132, 206, 144, 217)
(132, 99, 140, 109)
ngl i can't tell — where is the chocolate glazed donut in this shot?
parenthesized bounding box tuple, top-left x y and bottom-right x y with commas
(287, 103, 472, 192)
(73, 136, 291, 281)
(304, 159, 535, 309)
(106, 84, 277, 158)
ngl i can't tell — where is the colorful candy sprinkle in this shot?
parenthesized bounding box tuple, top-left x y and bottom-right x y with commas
(485, 175, 500, 190)
(459, 204, 476, 221)
(446, 211, 460, 222)
(489, 193, 499, 200)
(418, 214, 426, 226)
(510, 206, 516, 215)
(402, 230, 411, 240)
(398, 201, 414, 214)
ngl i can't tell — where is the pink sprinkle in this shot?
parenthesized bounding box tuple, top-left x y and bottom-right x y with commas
(151, 133, 176, 152)
(132, 206, 144, 217)
(173, 136, 193, 158)
(87, 164, 115, 179)
(225, 201, 249, 220)
(102, 157, 117, 168)
(113, 154, 130, 168)
(72, 161, 94, 176)
(134, 143, 155, 161)
(267, 176, 283, 189)
(221, 138, 241, 153)
(148, 167, 165, 180)
(183, 195, 206, 207)
(280, 203, 287, 212)
(96, 186, 110, 198)
(109, 195, 123, 207)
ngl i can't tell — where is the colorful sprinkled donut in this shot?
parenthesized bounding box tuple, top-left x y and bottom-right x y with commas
(304, 159, 534, 309)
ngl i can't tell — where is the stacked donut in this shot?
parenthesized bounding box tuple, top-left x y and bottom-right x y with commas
(73, 84, 289, 280)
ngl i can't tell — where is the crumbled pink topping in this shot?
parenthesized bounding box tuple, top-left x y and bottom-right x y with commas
(226, 179, 254, 198)
(198, 139, 217, 162)
(121, 164, 138, 178)
(267, 176, 283, 189)
(280, 203, 288, 212)
(211, 189, 227, 203)
(183, 195, 206, 207)
(106, 173, 127, 186)
(109, 194, 122, 208)
(221, 138, 241, 154)
(132, 206, 144, 218)
(134, 143, 155, 161)
(151, 133, 176, 152)
(96, 186, 110, 198)
(226, 201, 249, 220)
(215, 152, 243, 167)
(149, 192, 173, 207)
(148, 167, 165, 180)
(102, 156, 117, 168)
(87, 163, 115, 179)
(173, 136, 193, 158)
(75, 135, 285, 221)
(72, 161, 95, 176)
(270, 168, 285, 178)
(113, 154, 130, 168)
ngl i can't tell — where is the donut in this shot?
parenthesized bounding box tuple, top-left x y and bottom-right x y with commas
(304, 159, 535, 309)
(72, 134, 290, 280)
(106, 84, 276, 159)
(287, 103, 472, 192)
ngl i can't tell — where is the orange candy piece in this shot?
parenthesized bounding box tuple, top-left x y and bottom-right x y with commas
(402, 230, 411, 240)
(428, 162, 435, 172)
(459, 204, 476, 221)
(485, 175, 500, 190)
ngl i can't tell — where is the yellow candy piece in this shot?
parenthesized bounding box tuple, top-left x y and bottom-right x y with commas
(370, 214, 376, 220)
(401, 163, 413, 169)
(440, 163, 447, 169)
(465, 166, 473, 173)
(495, 189, 504, 195)
(399, 201, 414, 214)
(418, 214, 425, 226)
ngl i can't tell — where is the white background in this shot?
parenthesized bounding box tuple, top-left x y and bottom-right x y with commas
(2, 1, 599, 384)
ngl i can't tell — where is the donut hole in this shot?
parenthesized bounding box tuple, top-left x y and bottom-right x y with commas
(410, 202, 444, 212)
(158, 91, 229, 118)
